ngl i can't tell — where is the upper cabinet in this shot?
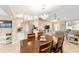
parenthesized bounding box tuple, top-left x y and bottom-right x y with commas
(0, 20, 12, 28)
(66, 21, 79, 30)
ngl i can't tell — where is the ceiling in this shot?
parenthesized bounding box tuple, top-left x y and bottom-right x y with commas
(0, 8, 8, 16)
(15, 5, 58, 16)
(0, 5, 15, 17)
(0, 5, 79, 20)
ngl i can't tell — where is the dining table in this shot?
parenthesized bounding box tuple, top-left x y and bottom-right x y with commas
(20, 35, 58, 53)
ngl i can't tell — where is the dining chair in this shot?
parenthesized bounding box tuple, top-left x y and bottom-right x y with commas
(27, 33, 35, 40)
(38, 32, 43, 40)
(39, 41, 53, 53)
(53, 37, 64, 53)
(52, 31, 64, 53)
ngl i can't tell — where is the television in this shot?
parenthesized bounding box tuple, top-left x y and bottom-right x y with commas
(44, 25, 50, 29)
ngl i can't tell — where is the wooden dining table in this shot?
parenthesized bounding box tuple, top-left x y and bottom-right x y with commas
(20, 35, 58, 53)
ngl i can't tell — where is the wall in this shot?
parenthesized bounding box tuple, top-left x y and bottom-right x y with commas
(0, 16, 13, 43)
(24, 16, 52, 31)
(33, 16, 39, 27)
(12, 18, 17, 42)
(60, 22, 66, 31)
(25, 19, 52, 32)
(14, 17, 25, 42)
(38, 20, 52, 31)
(0, 16, 24, 43)
(51, 21, 66, 31)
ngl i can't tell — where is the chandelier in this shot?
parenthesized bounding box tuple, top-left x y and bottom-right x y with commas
(39, 5, 48, 19)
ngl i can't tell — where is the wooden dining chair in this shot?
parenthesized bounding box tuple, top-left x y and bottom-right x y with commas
(38, 32, 43, 40)
(39, 41, 53, 53)
(27, 33, 35, 40)
(52, 31, 64, 53)
(53, 37, 64, 53)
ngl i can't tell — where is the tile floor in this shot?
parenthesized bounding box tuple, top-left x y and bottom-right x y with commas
(63, 39, 79, 53)
(0, 42, 20, 53)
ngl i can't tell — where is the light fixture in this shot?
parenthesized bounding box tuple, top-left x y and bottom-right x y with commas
(40, 14, 48, 19)
(39, 5, 49, 19)
(51, 13, 58, 22)
(54, 13, 57, 20)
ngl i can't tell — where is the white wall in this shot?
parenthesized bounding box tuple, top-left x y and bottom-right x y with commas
(38, 20, 52, 31)
(0, 16, 13, 44)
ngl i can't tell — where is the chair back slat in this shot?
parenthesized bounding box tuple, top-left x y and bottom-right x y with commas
(28, 33, 35, 40)
(39, 41, 52, 53)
